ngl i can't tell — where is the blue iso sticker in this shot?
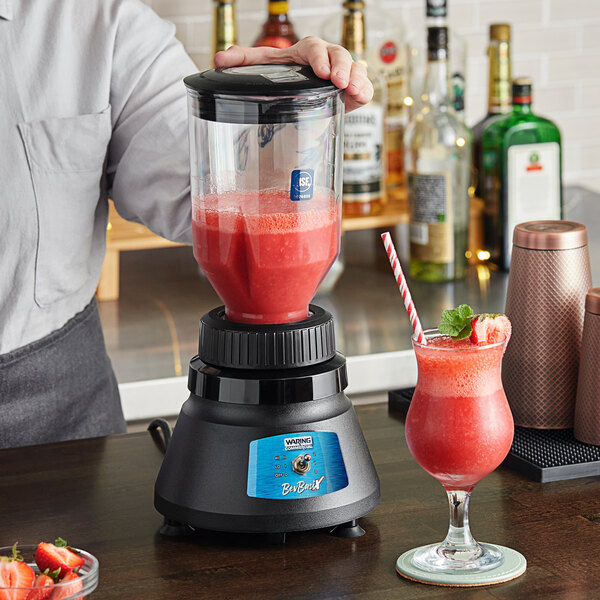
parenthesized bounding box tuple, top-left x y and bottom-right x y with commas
(290, 169, 314, 201)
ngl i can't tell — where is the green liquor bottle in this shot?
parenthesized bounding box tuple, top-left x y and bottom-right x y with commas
(405, 26, 472, 282)
(472, 23, 512, 199)
(481, 78, 562, 270)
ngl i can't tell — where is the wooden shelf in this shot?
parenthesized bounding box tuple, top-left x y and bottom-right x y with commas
(105, 205, 185, 251)
(98, 202, 185, 301)
(342, 192, 409, 232)
(342, 207, 408, 232)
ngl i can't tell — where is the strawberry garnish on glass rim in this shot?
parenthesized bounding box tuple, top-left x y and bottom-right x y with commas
(34, 540, 83, 581)
(470, 314, 512, 346)
(0, 543, 36, 600)
(438, 305, 511, 346)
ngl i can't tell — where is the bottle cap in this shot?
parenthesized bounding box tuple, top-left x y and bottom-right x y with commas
(490, 23, 511, 41)
(343, 0, 365, 8)
(513, 221, 588, 251)
(513, 76, 533, 104)
(427, 26, 448, 52)
(426, 0, 447, 18)
(586, 288, 600, 315)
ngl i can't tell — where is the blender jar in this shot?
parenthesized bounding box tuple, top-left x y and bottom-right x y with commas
(185, 65, 344, 324)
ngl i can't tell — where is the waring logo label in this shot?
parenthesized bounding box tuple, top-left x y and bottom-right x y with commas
(284, 436, 313, 451)
(281, 475, 325, 496)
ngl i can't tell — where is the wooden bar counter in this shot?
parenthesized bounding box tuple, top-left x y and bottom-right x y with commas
(1, 403, 599, 599)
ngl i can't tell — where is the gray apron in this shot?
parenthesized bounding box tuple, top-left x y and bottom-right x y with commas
(0, 298, 126, 449)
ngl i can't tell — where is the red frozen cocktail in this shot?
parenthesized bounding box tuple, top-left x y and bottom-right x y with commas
(399, 308, 518, 576)
(406, 335, 513, 491)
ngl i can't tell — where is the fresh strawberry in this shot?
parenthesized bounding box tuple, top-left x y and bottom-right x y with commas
(0, 543, 36, 600)
(470, 314, 512, 345)
(34, 540, 83, 580)
(24, 574, 54, 600)
(49, 573, 82, 600)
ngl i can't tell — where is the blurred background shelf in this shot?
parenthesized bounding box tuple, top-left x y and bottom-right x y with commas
(341, 201, 409, 232)
(97, 202, 185, 301)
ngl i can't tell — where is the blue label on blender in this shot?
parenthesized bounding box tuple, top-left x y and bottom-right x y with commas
(247, 431, 348, 499)
(290, 169, 314, 201)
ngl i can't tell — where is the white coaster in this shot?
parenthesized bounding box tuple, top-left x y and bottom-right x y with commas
(396, 545, 527, 587)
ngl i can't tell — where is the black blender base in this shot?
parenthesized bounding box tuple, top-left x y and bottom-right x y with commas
(155, 489, 379, 537)
(159, 521, 367, 545)
(154, 305, 380, 539)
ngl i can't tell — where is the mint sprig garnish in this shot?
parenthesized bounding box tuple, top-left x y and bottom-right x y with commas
(439, 304, 475, 340)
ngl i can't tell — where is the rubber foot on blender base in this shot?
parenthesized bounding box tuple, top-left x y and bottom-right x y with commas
(265, 532, 287, 545)
(330, 520, 365, 538)
(159, 519, 193, 537)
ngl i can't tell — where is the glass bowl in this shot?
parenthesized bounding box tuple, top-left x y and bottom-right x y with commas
(0, 545, 99, 599)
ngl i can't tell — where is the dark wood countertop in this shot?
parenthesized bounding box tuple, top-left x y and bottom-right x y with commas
(1, 403, 599, 599)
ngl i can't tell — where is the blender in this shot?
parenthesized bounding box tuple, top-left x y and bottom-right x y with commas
(154, 64, 380, 537)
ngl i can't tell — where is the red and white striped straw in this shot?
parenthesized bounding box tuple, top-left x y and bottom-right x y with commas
(381, 232, 426, 345)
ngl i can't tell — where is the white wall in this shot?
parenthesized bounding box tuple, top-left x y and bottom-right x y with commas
(144, 0, 600, 193)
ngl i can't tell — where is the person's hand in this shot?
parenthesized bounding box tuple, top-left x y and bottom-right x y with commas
(213, 37, 373, 112)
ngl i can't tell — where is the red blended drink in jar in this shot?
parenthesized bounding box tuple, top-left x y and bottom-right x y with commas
(406, 335, 514, 491)
(192, 189, 340, 324)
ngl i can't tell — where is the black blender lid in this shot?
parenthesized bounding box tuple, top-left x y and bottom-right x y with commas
(184, 64, 342, 124)
(184, 64, 337, 97)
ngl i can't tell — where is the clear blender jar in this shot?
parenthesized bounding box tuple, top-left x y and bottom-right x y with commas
(185, 65, 344, 324)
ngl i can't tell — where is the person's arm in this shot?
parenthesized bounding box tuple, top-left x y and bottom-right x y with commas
(106, 0, 195, 243)
(107, 3, 372, 244)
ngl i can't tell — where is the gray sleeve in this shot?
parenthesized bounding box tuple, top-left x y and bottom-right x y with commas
(106, 0, 197, 244)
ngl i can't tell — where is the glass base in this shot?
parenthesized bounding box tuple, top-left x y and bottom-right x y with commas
(411, 541, 504, 574)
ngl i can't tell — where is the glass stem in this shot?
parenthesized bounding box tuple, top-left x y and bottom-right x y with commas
(441, 490, 481, 556)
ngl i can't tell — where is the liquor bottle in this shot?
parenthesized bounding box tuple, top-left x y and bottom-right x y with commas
(366, 0, 409, 211)
(212, 0, 237, 61)
(405, 26, 472, 281)
(253, 0, 298, 49)
(410, 0, 467, 118)
(320, 2, 408, 212)
(472, 24, 511, 198)
(481, 78, 562, 270)
(341, 0, 387, 217)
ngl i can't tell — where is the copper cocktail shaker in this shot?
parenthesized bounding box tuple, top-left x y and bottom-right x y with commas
(574, 288, 600, 444)
(503, 221, 592, 428)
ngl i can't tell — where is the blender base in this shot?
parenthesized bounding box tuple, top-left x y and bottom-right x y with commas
(154, 376, 380, 536)
(154, 389, 380, 534)
(154, 306, 380, 537)
(156, 487, 379, 535)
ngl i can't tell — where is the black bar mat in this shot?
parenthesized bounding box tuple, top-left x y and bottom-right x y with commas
(389, 388, 600, 483)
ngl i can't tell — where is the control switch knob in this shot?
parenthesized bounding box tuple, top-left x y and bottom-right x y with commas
(292, 454, 311, 475)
